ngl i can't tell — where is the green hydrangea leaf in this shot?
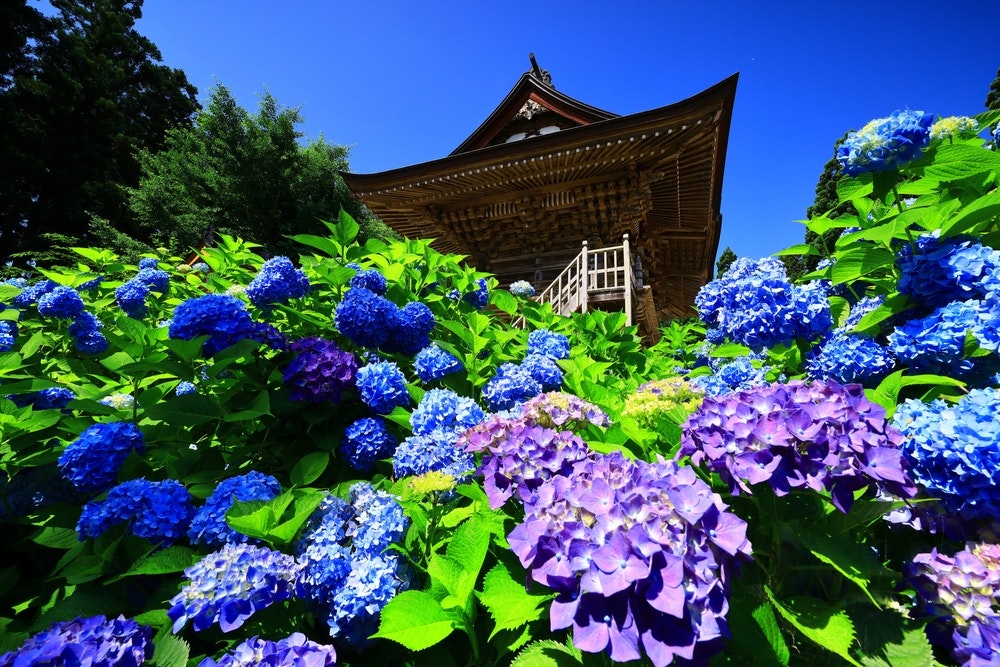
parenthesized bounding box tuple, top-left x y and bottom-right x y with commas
(477, 563, 554, 639)
(372, 589, 459, 650)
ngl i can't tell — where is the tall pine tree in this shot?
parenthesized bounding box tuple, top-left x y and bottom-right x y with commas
(986, 67, 1000, 111)
(0, 0, 198, 266)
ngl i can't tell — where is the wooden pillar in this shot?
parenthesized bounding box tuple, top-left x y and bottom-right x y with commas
(580, 240, 588, 314)
(622, 234, 632, 326)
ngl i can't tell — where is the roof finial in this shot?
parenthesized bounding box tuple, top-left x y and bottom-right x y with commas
(528, 52, 553, 88)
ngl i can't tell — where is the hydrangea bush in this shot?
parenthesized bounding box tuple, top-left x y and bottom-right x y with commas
(1, 107, 1000, 667)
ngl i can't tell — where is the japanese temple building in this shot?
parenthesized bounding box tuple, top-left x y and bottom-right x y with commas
(342, 58, 738, 342)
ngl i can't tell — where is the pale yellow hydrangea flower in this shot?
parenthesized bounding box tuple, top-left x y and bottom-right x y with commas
(622, 377, 704, 429)
(930, 116, 979, 140)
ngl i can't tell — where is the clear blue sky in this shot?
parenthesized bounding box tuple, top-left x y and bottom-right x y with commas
(133, 0, 997, 262)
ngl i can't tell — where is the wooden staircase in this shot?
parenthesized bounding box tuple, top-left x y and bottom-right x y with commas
(513, 235, 660, 344)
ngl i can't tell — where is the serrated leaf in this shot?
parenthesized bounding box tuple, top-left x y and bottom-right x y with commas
(766, 588, 862, 666)
(922, 143, 1000, 184)
(793, 523, 893, 606)
(860, 626, 941, 667)
(287, 233, 340, 258)
(372, 589, 458, 650)
(830, 247, 896, 285)
(117, 546, 200, 579)
(478, 563, 554, 639)
(752, 603, 791, 666)
(510, 639, 583, 667)
(32, 526, 80, 550)
(491, 288, 518, 315)
(152, 630, 190, 667)
(290, 451, 329, 486)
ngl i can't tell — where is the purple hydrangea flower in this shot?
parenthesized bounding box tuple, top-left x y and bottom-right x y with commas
(341, 417, 397, 471)
(199, 633, 337, 667)
(37, 285, 85, 319)
(246, 256, 310, 307)
(837, 109, 935, 175)
(527, 328, 571, 360)
(168, 542, 302, 633)
(893, 389, 1000, 521)
(0, 615, 152, 667)
(188, 471, 281, 547)
(908, 543, 1000, 665)
(283, 336, 359, 403)
(69, 311, 108, 355)
(115, 280, 150, 318)
(356, 360, 410, 414)
(519, 392, 612, 431)
(77, 478, 194, 544)
(413, 344, 463, 383)
(58, 422, 146, 494)
(680, 380, 917, 513)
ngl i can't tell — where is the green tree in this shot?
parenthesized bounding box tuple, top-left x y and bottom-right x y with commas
(128, 84, 394, 255)
(986, 67, 1000, 111)
(0, 0, 198, 266)
(715, 246, 737, 278)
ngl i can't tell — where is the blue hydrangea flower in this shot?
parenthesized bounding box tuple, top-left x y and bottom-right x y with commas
(897, 231, 1000, 310)
(527, 328, 571, 360)
(58, 422, 146, 494)
(888, 300, 998, 379)
(413, 344, 463, 383)
(334, 287, 400, 349)
(77, 276, 103, 292)
(69, 312, 108, 355)
(283, 336, 358, 403)
(115, 280, 150, 318)
(346, 483, 410, 556)
(837, 109, 935, 175)
(175, 381, 196, 396)
(510, 280, 535, 297)
(463, 278, 489, 309)
(383, 301, 436, 355)
(246, 256, 310, 307)
(0, 615, 152, 667)
(199, 633, 338, 667)
(520, 353, 564, 391)
(690, 356, 771, 397)
(168, 542, 302, 633)
(894, 389, 1000, 520)
(0, 320, 16, 352)
(11, 279, 56, 308)
(393, 429, 476, 481)
(33, 387, 76, 410)
(341, 417, 397, 471)
(410, 388, 485, 436)
(482, 362, 543, 412)
(807, 333, 896, 386)
(77, 478, 194, 544)
(192, 262, 210, 273)
(349, 268, 387, 295)
(842, 295, 885, 331)
(356, 360, 410, 414)
(169, 294, 279, 357)
(138, 257, 158, 269)
(134, 267, 170, 293)
(36, 285, 85, 319)
(188, 471, 281, 547)
(328, 552, 407, 648)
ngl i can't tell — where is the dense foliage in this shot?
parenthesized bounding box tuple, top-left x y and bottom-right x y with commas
(2, 106, 1000, 667)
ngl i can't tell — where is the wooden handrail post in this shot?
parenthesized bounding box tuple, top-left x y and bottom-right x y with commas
(580, 239, 588, 314)
(622, 234, 632, 326)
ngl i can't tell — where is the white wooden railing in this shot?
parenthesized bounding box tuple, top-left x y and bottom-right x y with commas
(513, 235, 638, 327)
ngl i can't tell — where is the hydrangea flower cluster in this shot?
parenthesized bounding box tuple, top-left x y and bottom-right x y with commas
(10, 279, 56, 308)
(893, 389, 1000, 521)
(69, 311, 109, 354)
(36, 285, 85, 319)
(355, 360, 410, 414)
(519, 392, 611, 431)
(77, 478, 194, 544)
(393, 388, 483, 481)
(188, 471, 282, 547)
(0, 320, 16, 352)
(527, 328, 571, 359)
(623, 377, 705, 429)
(199, 633, 338, 667)
(99, 392, 135, 410)
(168, 542, 302, 633)
(246, 256, 311, 307)
(897, 232, 1000, 310)
(283, 336, 359, 404)
(908, 543, 1000, 665)
(930, 115, 980, 140)
(680, 380, 917, 513)
(411, 388, 485, 436)
(341, 417, 397, 471)
(690, 356, 771, 397)
(482, 362, 543, 411)
(169, 294, 284, 357)
(502, 440, 751, 666)
(335, 287, 437, 354)
(695, 257, 832, 350)
(349, 266, 387, 295)
(836, 109, 935, 175)
(510, 279, 535, 297)
(175, 381, 196, 396)
(413, 343, 463, 383)
(114, 265, 170, 319)
(296, 483, 410, 649)
(888, 300, 1000, 381)
(463, 278, 489, 309)
(0, 614, 152, 667)
(20, 387, 76, 410)
(807, 332, 895, 385)
(58, 421, 146, 494)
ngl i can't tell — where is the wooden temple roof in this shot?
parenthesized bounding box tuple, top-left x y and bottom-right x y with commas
(342, 67, 738, 321)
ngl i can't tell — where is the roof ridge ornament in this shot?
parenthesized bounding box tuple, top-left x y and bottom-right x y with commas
(528, 52, 554, 89)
